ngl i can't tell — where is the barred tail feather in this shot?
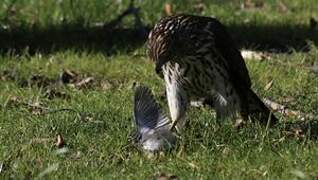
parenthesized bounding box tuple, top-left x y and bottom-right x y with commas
(247, 89, 278, 126)
(213, 92, 238, 121)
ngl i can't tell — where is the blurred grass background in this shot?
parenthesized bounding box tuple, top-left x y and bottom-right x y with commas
(0, 0, 317, 54)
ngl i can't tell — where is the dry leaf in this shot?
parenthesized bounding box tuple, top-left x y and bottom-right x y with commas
(241, 50, 272, 60)
(80, 113, 94, 122)
(283, 126, 305, 140)
(75, 77, 94, 88)
(60, 69, 98, 89)
(194, 1, 206, 13)
(75, 151, 82, 159)
(263, 99, 284, 111)
(190, 100, 204, 107)
(44, 88, 69, 99)
(292, 127, 305, 140)
(56, 134, 65, 148)
(28, 101, 46, 115)
(243, 0, 255, 9)
(164, 3, 173, 16)
(277, 1, 288, 13)
(222, 147, 231, 156)
(264, 80, 274, 91)
(28, 74, 54, 88)
(234, 119, 245, 130)
(61, 69, 78, 84)
(100, 80, 113, 90)
(6, 96, 22, 106)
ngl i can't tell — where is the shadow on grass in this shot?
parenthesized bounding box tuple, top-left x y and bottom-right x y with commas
(228, 23, 318, 52)
(0, 22, 317, 55)
(0, 24, 149, 55)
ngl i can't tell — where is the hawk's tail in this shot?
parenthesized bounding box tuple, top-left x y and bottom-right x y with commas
(247, 89, 278, 126)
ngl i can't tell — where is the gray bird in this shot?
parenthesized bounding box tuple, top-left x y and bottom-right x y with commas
(133, 86, 177, 152)
(147, 14, 277, 131)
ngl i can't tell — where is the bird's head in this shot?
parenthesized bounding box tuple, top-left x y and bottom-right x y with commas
(147, 21, 179, 75)
(147, 37, 173, 74)
(147, 30, 194, 75)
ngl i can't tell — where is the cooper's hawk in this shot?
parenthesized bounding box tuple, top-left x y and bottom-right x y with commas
(147, 14, 277, 131)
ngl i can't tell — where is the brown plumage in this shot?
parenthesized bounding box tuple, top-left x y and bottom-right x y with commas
(147, 14, 277, 130)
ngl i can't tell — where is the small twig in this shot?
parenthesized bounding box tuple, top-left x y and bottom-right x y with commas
(263, 98, 315, 120)
(21, 101, 82, 118)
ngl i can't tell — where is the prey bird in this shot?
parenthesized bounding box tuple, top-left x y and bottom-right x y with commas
(133, 86, 177, 152)
(147, 14, 277, 131)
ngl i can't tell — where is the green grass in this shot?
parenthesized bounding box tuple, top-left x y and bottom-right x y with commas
(1, 0, 318, 179)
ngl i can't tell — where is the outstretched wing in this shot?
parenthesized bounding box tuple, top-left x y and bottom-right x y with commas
(134, 86, 170, 134)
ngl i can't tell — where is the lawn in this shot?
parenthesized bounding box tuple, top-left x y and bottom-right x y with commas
(1, 0, 318, 179)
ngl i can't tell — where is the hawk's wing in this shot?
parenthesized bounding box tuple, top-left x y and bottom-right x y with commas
(207, 17, 252, 88)
(147, 15, 252, 87)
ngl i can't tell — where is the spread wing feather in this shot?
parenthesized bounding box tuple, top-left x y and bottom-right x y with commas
(134, 86, 170, 134)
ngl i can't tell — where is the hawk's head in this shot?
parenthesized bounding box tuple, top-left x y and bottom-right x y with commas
(147, 27, 173, 74)
(147, 15, 197, 75)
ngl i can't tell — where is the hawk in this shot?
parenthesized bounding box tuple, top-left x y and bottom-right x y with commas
(147, 14, 277, 131)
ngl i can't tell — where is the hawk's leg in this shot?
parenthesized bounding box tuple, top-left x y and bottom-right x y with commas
(165, 80, 188, 133)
